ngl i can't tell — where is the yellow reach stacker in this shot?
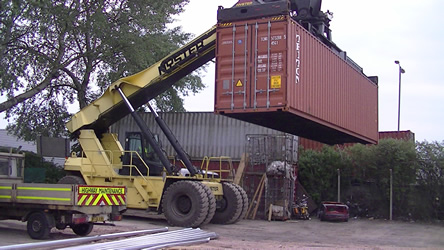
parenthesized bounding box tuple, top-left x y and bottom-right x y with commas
(60, 0, 329, 228)
(61, 24, 246, 228)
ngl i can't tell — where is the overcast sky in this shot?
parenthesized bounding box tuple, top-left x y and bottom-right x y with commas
(1, 0, 443, 143)
(178, 0, 444, 142)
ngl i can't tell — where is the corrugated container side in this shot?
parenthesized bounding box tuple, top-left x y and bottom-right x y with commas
(298, 137, 325, 151)
(379, 131, 415, 142)
(110, 112, 296, 161)
(299, 131, 416, 152)
(215, 15, 378, 145)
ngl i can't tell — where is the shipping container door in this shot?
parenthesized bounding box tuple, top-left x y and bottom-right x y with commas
(216, 23, 250, 110)
(251, 19, 287, 109)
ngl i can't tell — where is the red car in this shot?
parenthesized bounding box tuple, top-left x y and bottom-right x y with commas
(318, 202, 349, 222)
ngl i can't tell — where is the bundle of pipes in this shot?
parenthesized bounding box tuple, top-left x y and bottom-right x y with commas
(0, 228, 218, 250)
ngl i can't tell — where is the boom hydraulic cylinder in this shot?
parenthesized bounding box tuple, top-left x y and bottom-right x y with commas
(147, 104, 198, 176)
(116, 86, 173, 175)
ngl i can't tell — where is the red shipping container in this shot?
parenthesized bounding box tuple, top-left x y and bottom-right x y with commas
(215, 15, 378, 145)
(379, 131, 415, 142)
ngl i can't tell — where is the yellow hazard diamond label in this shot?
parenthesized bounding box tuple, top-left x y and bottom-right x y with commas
(270, 75, 281, 89)
(236, 80, 243, 87)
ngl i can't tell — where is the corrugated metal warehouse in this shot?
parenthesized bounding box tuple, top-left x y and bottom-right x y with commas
(111, 112, 299, 220)
(110, 112, 298, 161)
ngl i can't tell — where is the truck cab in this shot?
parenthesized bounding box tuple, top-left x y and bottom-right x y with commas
(0, 150, 24, 183)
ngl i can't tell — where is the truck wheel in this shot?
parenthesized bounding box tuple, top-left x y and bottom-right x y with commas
(162, 181, 209, 228)
(199, 183, 216, 225)
(27, 212, 52, 239)
(58, 175, 85, 184)
(211, 182, 243, 224)
(71, 223, 94, 236)
(56, 223, 67, 230)
(232, 183, 249, 221)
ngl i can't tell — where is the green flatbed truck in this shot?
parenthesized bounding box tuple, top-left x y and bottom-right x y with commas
(0, 151, 126, 239)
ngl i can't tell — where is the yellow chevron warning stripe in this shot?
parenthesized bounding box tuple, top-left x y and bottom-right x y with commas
(78, 194, 87, 205)
(86, 194, 94, 205)
(111, 195, 118, 205)
(77, 193, 126, 206)
(92, 194, 102, 206)
(77, 185, 126, 206)
(118, 195, 125, 205)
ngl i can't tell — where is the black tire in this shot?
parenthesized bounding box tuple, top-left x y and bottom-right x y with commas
(231, 183, 248, 222)
(58, 175, 85, 184)
(162, 181, 209, 228)
(56, 223, 67, 230)
(199, 183, 216, 226)
(27, 212, 52, 239)
(71, 223, 94, 236)
(211, 182, 243, 224)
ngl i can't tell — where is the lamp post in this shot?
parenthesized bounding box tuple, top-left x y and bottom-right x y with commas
(390, 168, 393, 221)
(394, 61, 405, 131)
(337, 168, 341, 202)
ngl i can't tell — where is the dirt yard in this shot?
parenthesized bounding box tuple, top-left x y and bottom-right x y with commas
(0, 213, 443, 249)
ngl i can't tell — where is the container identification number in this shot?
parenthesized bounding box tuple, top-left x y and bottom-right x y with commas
(295, 34, 301, 83)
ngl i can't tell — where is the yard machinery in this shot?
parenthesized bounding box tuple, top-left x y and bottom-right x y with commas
(62, 24, 247, 228)
(61, 0, 334, 227)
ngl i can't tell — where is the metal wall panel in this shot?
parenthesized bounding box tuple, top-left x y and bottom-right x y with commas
(299, 130, 416, 152)
(298, 137, 325, 151)
(215, 15, 378, 145)
(379, 130, 415, 142)
(110, 112, 297, 161)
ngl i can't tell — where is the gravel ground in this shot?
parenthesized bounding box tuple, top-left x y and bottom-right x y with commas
(0, 213, 443, 249)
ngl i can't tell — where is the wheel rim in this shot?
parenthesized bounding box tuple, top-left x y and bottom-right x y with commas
(175, 194, 192, 215)
(32, 220, 42, 232)
(217, 197, 228, 212)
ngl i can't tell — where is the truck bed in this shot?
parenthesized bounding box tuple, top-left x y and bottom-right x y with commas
(0, 183, 126, 213)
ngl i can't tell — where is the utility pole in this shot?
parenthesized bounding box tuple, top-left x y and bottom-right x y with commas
(390, 169, 393, 220)
(337, 168, 341, 202)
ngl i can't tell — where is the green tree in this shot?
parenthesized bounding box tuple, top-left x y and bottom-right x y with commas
(298, 145, 350, 204)
(370, 139, 417, 218)
(298, 139, 418, 219)
(0, 0, 204, 141)
(414, 141, 444, 220)
(344, 143, 378, 216)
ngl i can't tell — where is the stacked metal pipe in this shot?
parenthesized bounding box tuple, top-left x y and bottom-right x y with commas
(0, 228, 218, 250)
(59, 228, 218, 250)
